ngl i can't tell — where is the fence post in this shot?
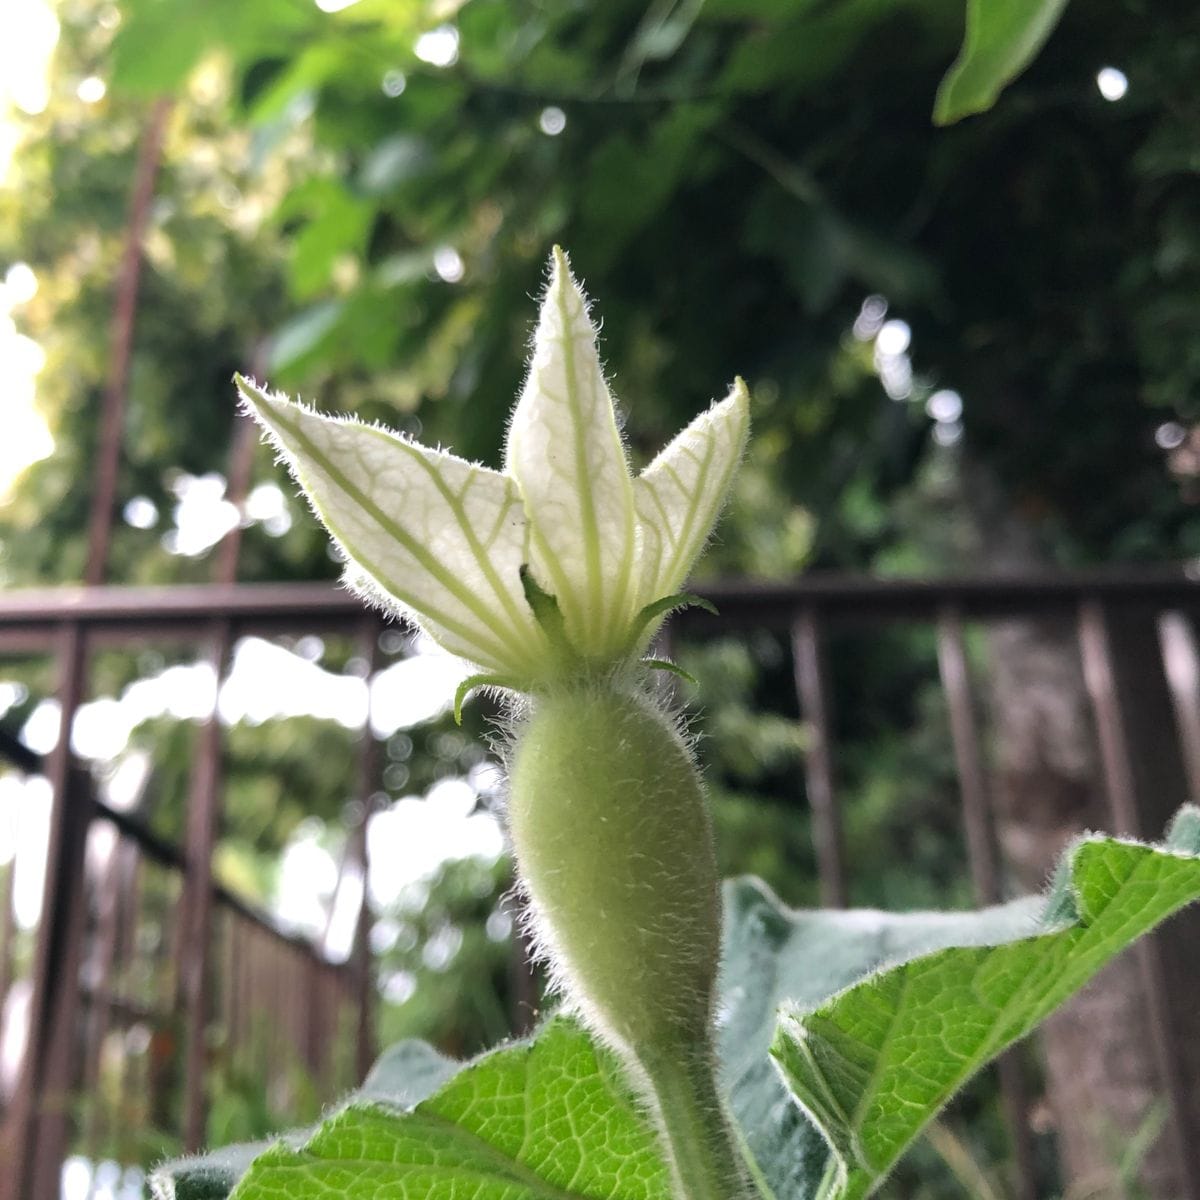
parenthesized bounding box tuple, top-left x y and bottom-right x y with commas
(1158, 612, 1200, 801)
(177, 621, 232, 1152)
(4, 623, 91, 1200)
(1078, 598, 1200, 1199)
(791, 608, 847, 907)
(937, 607, 1036, 1200)
(84, 99, 170, 588)
(351, 620, 382, 1083)
(0, 854, 15, 1053)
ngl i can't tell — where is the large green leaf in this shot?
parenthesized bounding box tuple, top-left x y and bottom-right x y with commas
(152, 1019, 673, 1200)
(717, 876, 1044, 1198)
(228, 1017, 672, 1200)
(772, 806, 1200, 1199)
(934, 0, 1071, 124)
(151, 808, 1200, 1200)
(149, 1039, 458, 1199)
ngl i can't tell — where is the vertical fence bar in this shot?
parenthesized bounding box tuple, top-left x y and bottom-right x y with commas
(84, 99, 171, 587)
(935, 608, 1002, 903)
(108, 837, 141, 1164)
(0, 852, 15, 1048)
(178, 620, 233, 1152)
(265, 938, 281, 1087)
(215, 410, 259, 586)
(285, 946, 301, 1101)
(936, 607, 1037, 1200)
(280, 943, 292, 1083)
(239, 920, 254, 1069)
(303, 952, 323, 1083)
(509, 913, 541, 1037)
(83, 839, 124, 1157)
(351, 619, 382, 1083)
(251, 926, 267, 1080)
(222, 908, 239, 1074)
(1158, 612, 1200, 802)
(4, 623, 91, 1200)
(113, 841, 144, 1137)
(1078, 601, 1141, 833)
(791, 607, 847, 907)
(1078, 599, 1199, 1200)
(230, 915, 245, 1065)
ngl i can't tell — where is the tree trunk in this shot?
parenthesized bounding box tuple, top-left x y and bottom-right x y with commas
(963, 468, 1200, 1198)
(987, 614, 1193, 1197)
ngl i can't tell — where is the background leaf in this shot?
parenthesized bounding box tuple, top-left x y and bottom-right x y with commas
(933, 0, 1071, 124)
(772, 808, 1200, 1198)
(717, 878, 1043, 1197)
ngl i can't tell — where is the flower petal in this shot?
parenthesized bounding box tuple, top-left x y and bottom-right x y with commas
(635, 378, 750, 602)
(504, 248, 637, 658)
(238, 376, 540, 676)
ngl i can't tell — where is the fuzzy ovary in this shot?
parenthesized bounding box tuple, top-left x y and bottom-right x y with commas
(507, 685, 722, 1058)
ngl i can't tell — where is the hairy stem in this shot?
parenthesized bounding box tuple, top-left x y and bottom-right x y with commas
(638, 1040, 757, 1200)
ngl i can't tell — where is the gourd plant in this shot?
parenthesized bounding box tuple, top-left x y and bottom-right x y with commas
(155, 249, 1200, 1200)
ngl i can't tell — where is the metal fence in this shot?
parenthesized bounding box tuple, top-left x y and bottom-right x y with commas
(2, 570, 1200, 1198)
(0, 586, 383, 1200)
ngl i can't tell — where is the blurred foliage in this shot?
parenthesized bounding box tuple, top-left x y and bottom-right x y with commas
(374, 854, 516, 1058)
(84, 0, 1200, 575)
(131, 714, 358, 847)
(933, 0, 1070, 125)
(10, 0, 1200, 591)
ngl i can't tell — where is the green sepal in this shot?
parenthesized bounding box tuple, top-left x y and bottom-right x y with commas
(519, 564, 576, 664)
(643, 658, 699, 686)
(625, 592, 718, 654)
(453, 674, 513, 725)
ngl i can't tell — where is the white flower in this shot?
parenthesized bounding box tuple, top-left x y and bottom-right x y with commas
(237, 247, 748, 695)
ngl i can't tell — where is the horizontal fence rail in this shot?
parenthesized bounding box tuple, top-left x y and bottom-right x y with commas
(0, 567, 1198, 636)
(1, 570, 1200, 1199)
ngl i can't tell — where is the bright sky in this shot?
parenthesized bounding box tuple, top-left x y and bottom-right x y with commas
(0, 264, 53, 498)
(0, 0, 59, 498)
(1, 632, 489, 927)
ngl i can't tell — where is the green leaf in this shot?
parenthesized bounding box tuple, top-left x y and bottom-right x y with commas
(623, 593, 718, 660)
(227, 1017, 673, 1200)
(152, 1137, 306, 1200)
(358, 1037, 461, 1106)
(109, 0, 316, 94)
(771, 808, 1200, 1199)
(152, 809, 1200, 1200)
(453, 673, 512, 724)
(933, 0, 1070, 125)
(716, 877, 1044, 1198)
(519, 563, 572, 656)
(267, 301, 345, 375)
(358, 135, 434, 197)
(149, 1040, 458, 1199)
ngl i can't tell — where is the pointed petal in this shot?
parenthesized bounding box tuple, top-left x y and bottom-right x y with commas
(504, 248, 637, 657)
(238, 376, 540, 676)
(635, 378, 750, 601)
